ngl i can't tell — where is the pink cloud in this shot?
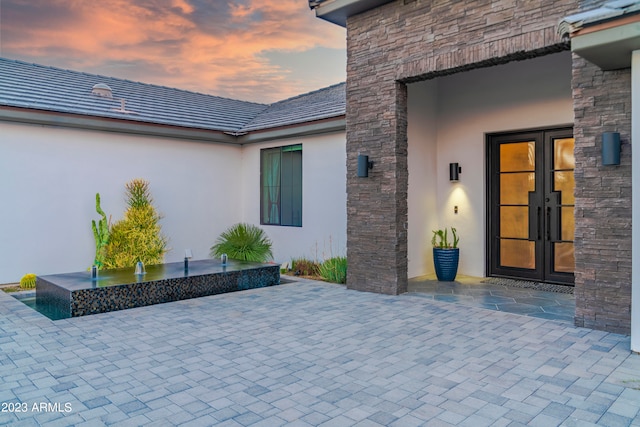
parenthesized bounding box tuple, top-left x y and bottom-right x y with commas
(1, 0, 345, 103)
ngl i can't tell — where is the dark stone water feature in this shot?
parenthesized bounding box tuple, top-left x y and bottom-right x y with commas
(36, 259, 280, 319)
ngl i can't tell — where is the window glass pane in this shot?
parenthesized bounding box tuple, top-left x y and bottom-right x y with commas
(261, 148, 280, 224)
(554, 171, 575, 205)
(500, 239, 535, 269)
(500, 172, 534, 205)
(282, 144, 302, 152)
(561, 207, 574, 241)
(554, 138, 575, 170)
(500, 207, 528, 239)
(260, 145, 302, 226)
(500, 141, 535, 172)
(281, 150, 302, 226)
(554, 242, 575, 273)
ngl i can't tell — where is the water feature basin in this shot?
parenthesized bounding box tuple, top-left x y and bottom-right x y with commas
(36, 259, 280, 319)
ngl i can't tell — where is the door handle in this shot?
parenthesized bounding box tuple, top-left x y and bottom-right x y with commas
(528, 192, 541, 241)
(537, 207, 542, 240)
(546, 206, 551, 241)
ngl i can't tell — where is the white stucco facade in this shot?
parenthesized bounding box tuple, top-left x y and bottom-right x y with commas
(407, 52, 574, 279)
(240, 133, 347, 264)
(0, 52, 571, 285)
(0, 121, 347, 284)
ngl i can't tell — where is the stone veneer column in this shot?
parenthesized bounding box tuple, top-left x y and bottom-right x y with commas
(631, 50, 639, 351)
(345, 80, 408, 295)
(572, 55, 632, 334)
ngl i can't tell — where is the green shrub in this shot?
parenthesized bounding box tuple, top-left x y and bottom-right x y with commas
(319, 257, 347, 284)
(20, 273, 37, 289)
(291, 258, 321, 276)
(210, 223, 273, 262)
(103, 179, 168, 269)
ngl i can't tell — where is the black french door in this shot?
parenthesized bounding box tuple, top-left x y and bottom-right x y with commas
(488, 128, 575, 285)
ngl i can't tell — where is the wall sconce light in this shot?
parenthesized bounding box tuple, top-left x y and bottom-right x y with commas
(357, 154, 374, 177)
(449, 163, 461, 181)
(602, 132, 621, 166)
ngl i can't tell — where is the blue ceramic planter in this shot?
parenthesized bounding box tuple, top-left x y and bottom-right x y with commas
(433, 248, 459, 281)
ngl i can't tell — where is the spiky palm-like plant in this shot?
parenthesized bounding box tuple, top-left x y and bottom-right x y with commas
(210, 223, 273, 262)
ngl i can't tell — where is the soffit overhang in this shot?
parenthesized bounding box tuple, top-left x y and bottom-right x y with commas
(559, 2, 640, 70)
(310, 0, 395, 27)
(0, 106, 238, 145)
(0, 105, 346, 145)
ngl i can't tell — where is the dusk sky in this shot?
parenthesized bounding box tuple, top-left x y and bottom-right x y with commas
(0, 0, 346, 103)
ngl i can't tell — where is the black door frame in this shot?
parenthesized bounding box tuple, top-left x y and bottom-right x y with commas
(486, 126, 574, 285)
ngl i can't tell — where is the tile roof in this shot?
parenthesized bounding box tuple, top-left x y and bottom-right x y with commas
(0, 58, 345, 134)
(239, 82, 345, 133)
(558, 0, 640, 35)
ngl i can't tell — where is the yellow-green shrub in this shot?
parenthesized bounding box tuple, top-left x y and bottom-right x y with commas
(102, 179, 168, 269)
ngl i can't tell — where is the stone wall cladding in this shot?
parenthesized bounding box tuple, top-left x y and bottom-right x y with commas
(346, 0, 578, 295)
(572, 55, 632, 334)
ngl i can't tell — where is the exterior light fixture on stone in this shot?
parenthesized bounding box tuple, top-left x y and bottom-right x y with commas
(357, 154, 374, 177)
(602, 132, 621, 166)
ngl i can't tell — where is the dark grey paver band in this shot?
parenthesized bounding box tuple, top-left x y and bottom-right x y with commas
(1, 278, 639, 426)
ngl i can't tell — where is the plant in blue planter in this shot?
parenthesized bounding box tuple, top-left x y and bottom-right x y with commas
(432, 227, 460, 281)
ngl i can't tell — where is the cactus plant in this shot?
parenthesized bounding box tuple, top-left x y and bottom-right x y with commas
(20, 273, 37, 289)
(431, 227, 459, 249)
(432, 227, 460, 281)
(91, 193, 110, 269)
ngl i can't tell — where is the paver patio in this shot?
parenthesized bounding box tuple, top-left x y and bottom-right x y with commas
(1, 278, 639, 426)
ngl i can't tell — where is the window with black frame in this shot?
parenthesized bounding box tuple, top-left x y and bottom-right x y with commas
(260, 144, 302, 226)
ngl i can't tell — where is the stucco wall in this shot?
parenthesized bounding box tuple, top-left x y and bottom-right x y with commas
(0, 121, 243, 283)
(240, 132, 347, 265)
(407, 80, 438, 278)
(407, 52, 573, 279)
(0, 122, 348, 284)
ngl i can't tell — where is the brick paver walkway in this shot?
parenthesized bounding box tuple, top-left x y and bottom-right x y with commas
(1, 278, 639, 426)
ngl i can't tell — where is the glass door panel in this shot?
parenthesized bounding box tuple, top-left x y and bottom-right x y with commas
(500, 207, 529, 239)
(500, 142, 535, 171)
(498, 141, 536, 271)
(546, 134, 575, 282)
(554, 242, 575, 273)
(489, 129, 574, 285)
(500, 240, 535, 269)
(554, 171, 575, 204)
(500, 173, 535, 204)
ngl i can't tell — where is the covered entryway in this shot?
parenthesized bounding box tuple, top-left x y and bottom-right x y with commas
(407, 52, 574, 281)
(487, 128, 575, 285)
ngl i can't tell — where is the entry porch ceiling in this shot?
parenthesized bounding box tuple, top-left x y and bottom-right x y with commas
(309, 0, 395, 27)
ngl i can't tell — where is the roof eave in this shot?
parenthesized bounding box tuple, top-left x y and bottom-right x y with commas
(311, 0, 395, 27)
(0, 106, 239, 144)
(238, 116, 346, 144)
(558, 0, 640, 70)
(569, 15, 640, 69)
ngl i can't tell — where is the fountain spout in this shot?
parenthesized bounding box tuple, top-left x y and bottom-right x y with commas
(134, 261, 146, 275)
(184, 249, 193, 272)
